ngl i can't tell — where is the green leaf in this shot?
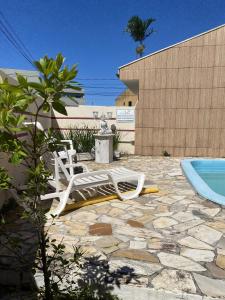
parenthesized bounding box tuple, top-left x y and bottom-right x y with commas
(42, 102, 50, 113)
(56, 53, 64, 68)
(16, 74, 28, 87)
(0, 167, 12, 190)
(52, 101, 67, 115)
(28, 82, 45, 92)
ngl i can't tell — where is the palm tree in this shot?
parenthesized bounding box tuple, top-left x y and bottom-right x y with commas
(125, 15, 155, 57)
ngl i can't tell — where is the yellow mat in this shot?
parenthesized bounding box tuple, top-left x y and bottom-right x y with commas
(64, 186, 159, 213)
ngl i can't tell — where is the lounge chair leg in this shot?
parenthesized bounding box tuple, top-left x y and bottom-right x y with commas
(45, 179, 75, 218)
(113, 174, 145, 200)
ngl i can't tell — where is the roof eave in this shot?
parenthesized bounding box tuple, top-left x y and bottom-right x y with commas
(119, 23, 225, 70)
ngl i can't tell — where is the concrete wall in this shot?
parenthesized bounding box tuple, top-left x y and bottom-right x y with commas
(52, 105, 135, 154)
(119, 25, 225, 157)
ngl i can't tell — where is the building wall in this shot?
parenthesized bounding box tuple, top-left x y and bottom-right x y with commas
(119, 25, 225, 157)
(115, 89, 138, 107)
(52, 105, 135, 154)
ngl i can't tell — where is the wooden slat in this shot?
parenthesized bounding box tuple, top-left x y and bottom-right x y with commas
(125, 24, 225, 157)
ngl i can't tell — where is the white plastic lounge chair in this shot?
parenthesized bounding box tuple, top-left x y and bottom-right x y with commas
(22, 121, 146, 217)
(41, 149, 145, 217)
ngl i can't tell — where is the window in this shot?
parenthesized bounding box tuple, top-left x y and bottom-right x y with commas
(128, 101, 132, 106)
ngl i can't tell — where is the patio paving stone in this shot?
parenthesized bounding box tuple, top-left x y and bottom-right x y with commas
(89, 223, 112, 235)
(127, 219, 144, 228)
(158, 252, 206, 272)
(129, 240, 147, 249)
(153, 216, 178, 229)
(206, 262, 225, 279)
(194, 273, 225, 298)
(180, 248, 215, 262)
(216, 253, 225, 269)
(109, 259, 162, 276)
(95, 236, 120, 248)
(152, 269, 196, 294)
(112, 249, 159, 263)
(178, 236, 213, 250)
(44, 156, 225, 298)
(188, 225, 223, 245)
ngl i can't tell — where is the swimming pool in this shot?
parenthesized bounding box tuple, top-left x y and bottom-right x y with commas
(181, 159, 225, 206)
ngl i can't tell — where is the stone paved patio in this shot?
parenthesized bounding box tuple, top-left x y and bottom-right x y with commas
(46, 156, 225, 299)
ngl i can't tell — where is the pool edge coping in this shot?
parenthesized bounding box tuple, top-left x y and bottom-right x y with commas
(181, 158, 225, 206)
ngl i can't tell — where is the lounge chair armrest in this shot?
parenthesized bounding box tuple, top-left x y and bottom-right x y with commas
(60, 139, 74, 150)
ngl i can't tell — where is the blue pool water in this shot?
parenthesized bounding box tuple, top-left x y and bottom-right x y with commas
(181, 159, 225, 206)
(192, 160, 225, 197)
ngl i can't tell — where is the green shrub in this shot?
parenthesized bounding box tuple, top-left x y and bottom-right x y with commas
(53, 126, 121, 153)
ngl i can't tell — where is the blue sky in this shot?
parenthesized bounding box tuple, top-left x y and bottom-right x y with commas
(0, 0, 225, 105)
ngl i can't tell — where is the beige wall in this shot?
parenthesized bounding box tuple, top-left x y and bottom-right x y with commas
(115, 89, 138, 106)
(52, 105, 135, 154)
(119, 25, 225, 157)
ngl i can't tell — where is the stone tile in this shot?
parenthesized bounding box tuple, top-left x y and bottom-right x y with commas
(194, 273, 225, 298)
(206, 262, 225, 279)
(114, 225, 162, 239)
(68, 223, 87, 236)
(130, 240, 147, 249)
(155, 212, 174, 217)
(102, 245, 119, 254)
(99, 215, 124, 225)
(168, 171, 183, 176)
(108, 207, 124, 217)
(180, 248, 215, 262)
(152, 269, 196, 294)
(202, 208, 221, 217)
(95, 236, 120, 248)
(78, 236, 101, 245)
(158, 197, 180, 205)
(114, 234, 130, 243)
(127, 219, 144, 228)
(217, 236, 225, 249)
(148, 239, 177, 252)
(153, 217, 178, 229)
(158, 252, 206, 272)
(71, 211, 98, 222)
(188, 225, 223, 245)
(218, 248, 225, 255)
(111, 202, 130, 209)
(206, 221, 225, 233)
(134, 214, 155, 224)
(173, 212, 199, 222)
(173, 220, 204, 233)
(89, 223, 112, 236)
(109, 259, 162, 276)
(112, 249, 159, 263)
(178, 236, 213, 250)
(120, 213, 133, 220)
(95, 205, 111, 214)
(170, 195, 186, 201)
(216, 254, 225, 269)
(155, 204, 169, 213)
(114, 286, 202, 300)
(127, 209, 143, 217)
